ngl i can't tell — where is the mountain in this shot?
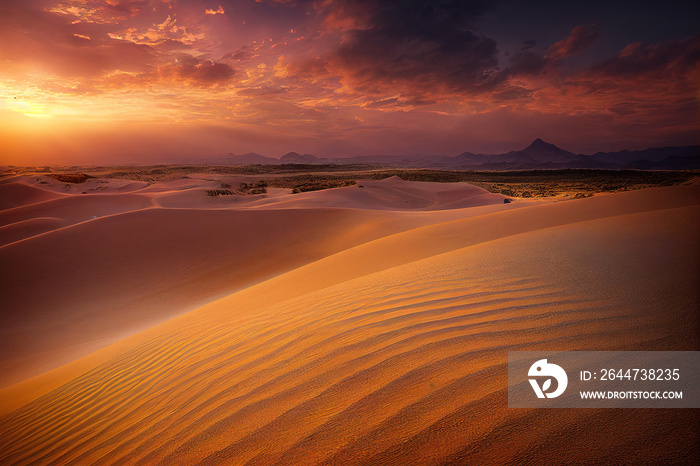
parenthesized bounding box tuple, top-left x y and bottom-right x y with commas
(444, 140, 698, 169)
(441, 140, 570, 168)
(225, 152, 278, 164)
(279, 152, 320, 163)
(219, 140, 699, 170)
(520, 138, 576, 163)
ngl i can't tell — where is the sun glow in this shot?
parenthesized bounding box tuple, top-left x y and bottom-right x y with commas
(3, 99, 51, 118)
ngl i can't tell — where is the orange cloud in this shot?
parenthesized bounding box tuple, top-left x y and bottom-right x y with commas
(108, 15, 205, 46)
(46, 0, 145, 24)
(205, 5, 224, 15)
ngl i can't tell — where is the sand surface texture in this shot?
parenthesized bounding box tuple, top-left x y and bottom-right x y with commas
(0, 175, 697, 465)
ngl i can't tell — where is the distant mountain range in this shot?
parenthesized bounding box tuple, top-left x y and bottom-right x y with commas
(223, 139, 700, 170)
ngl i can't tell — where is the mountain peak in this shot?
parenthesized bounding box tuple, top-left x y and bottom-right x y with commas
(520, 138, 575, 163)
(525, 138, 558, 150)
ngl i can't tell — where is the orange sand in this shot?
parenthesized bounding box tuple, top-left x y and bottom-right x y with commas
(0, 175, 697, 465)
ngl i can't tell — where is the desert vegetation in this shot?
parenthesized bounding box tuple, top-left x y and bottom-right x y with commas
(2, 165, 697, 199)
(288, 178, 356, 193)
(268, 168, 698, 198)
(206, 189, 235, 196)
(46, 173, 92, 183)
(206, 180, 268, 196)
(239, 180, 268, 195)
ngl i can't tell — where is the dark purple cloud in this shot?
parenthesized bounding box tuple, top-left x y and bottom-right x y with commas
(505, 24, 599, 76)
(326, 1, 503, 94)
(507, 49, 547, 75)
(592, 35, 700, 76)
(546, 24, 600, 62)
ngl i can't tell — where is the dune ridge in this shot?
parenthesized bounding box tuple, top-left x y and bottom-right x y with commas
(0, 180, 698, 464)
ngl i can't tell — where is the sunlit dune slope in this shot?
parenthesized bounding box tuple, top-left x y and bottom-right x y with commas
(247, 176, 506, 211)
(0, 186, 697, 465)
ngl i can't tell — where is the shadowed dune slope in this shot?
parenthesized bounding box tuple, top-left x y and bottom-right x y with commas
(0, 182, 65, 211)
(0, 186, 697, 465)
(0, 217, 68, 247)
(0, 193, 155, 243)
(1, 206, 463, 388)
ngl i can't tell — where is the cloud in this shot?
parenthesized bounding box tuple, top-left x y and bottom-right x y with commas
(237, 85, 288, 96)
(490, 86, 533, 102)
(363, 97, 399, 109)
(289, 57, 330, 78)
(0, 1, 159, 77)
(520, 40, 537, 51)
(108, 15, 205, 46)
(505, 24, 599, 77)
(158, 55, 235, 86)
(507, 49, 547, 75)
(546, 24, 600, 62)
(592, 35, 700, 76)
(205, 5, 225, 15)
(1, 1, 696, 162)
(321, 0, 502, 95)
(45, 0, 150, 24)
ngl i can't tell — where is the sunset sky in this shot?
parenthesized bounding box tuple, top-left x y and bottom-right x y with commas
(1, 0, 698, 164)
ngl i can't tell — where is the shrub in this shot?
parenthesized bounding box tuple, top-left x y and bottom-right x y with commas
(48, 173, 92, 183)
(206, 189, 235, 196)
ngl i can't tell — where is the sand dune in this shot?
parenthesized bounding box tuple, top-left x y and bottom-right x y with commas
(0, 179, 697, 465)
(0, 180, 65, 211)
(0, 217, 68, 248)
(1, 176, 519, 388)
(0, 194, 154, 240)
(0, 207, 459, 387)
(247, 176, 507, 211)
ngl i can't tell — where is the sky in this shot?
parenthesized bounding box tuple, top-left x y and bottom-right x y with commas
(0, 0, 698, 164)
